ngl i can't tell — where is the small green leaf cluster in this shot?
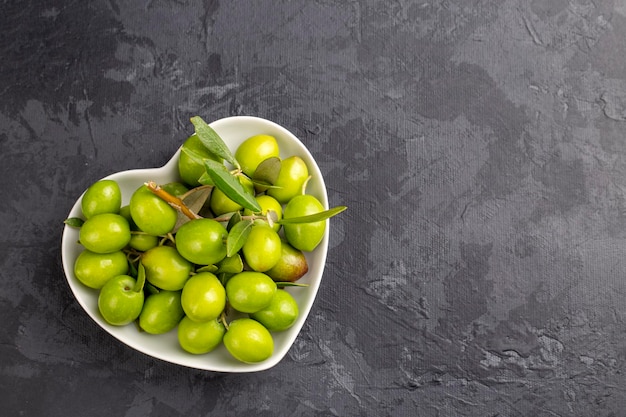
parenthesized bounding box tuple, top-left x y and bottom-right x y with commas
(64, 116, 347, 365)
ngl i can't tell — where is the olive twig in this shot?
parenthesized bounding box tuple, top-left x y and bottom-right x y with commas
(220, 310, 229, 330)
(301, 175, 312, 195)
(212, 213, 235, 223)
(158, 234, 175, 247)
(145, 181, 202, 220)
(125, 251, 143, 264)
(213, 213, 268, 223)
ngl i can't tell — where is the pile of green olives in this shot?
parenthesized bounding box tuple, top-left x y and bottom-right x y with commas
(67, 123, 341, 364)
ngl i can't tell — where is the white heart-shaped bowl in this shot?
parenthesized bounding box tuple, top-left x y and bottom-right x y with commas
(61, 116, 329, 372)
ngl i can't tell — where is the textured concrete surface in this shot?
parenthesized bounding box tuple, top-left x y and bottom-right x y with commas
(3, 0, 626, 415)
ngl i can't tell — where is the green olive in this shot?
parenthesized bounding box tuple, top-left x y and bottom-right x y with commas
(177, 316, 225, 354)
(265, 241, 309, 282)
(175, 218, 228, 265)
(178, 134, 220, 187)
(282, 195, 326, 252)
(128, 233, 159, 252)
(234, 134, 280, 177)
(225, 271, 277, 313)
(81, 180, 122, 219)
(241, 224, 282, 272)
(74, 249, 129, 289)
(138, 290, 185, 334)
(267, 156, 309, 204)
(160, 182, 190, 197)
(250, 289, 299, 331)
(119, 205, 137, 230)
(129, 185, 177, 236)
(141, 245, 193, 291)
(97, 275, 144, 326)
(180, 272, 226, 322)
(79, 213, 131, 254)
(223, 318, 274, 363)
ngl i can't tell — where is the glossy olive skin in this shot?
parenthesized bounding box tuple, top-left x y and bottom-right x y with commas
(210, 175, 255, 216)
(81, 180, 122, 219)
(178, 134, 220, 187)
(223, 318, 274, 363)
(74, 249, 129, 289)
(175, 218, 228, 265)
(129, 233, 159, 252)
(181, 272, 226, 322)
(267, 156, 309, 204)
(250, 289, 299, 331)
(242, 224, 282, 272)
(234, 134, 280, 177)
(138, 290, 185, 334)
(79, 213, 131, 254)
(177, 316, 225, 354)
(97, 275, 144, 326)
(160, 182, 189, 197)
(141, 245, 193, 291)
(265, 241, 309, 282)
(129, 185, 178, 236)
(225, 271, 277, 313)
(118, 205, 136, 230)
(282, 195, 326, 252)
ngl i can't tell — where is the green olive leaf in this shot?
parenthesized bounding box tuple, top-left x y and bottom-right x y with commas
(181, 185, 213, 213)
(278, 205, 347, 224)
(196, 264, 219, 273)
(216, 254, 244, 274)
(170, 185, 213, 232)
(204, 159, 262, 212)
(226, 219, 253, 257)
(64, 217, 85, 228)
(128, 259, 138, 278)
(197, 171, 215, 186)
(172, 185, 213, 233)
(252, 157, 281, 192)
(172, 212, 190, 233)
(254, 157, 281, 182)
(276, 282, 310, 287)
(218, 272, 235, 287)
(249, 179, 282, 190)
(133, 263, 147, 293)
(227, 211, 243, 230)
(144, 282, 160, 295)
(190, 116, 239, 169)
(180, 144, 206, 165)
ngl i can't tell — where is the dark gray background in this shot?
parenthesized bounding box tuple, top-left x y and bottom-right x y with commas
(3, 0, 626, 415)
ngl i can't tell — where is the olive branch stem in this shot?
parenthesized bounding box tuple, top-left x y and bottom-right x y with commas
(220, 310, 229, 330)
(145, 181, 202, 220)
